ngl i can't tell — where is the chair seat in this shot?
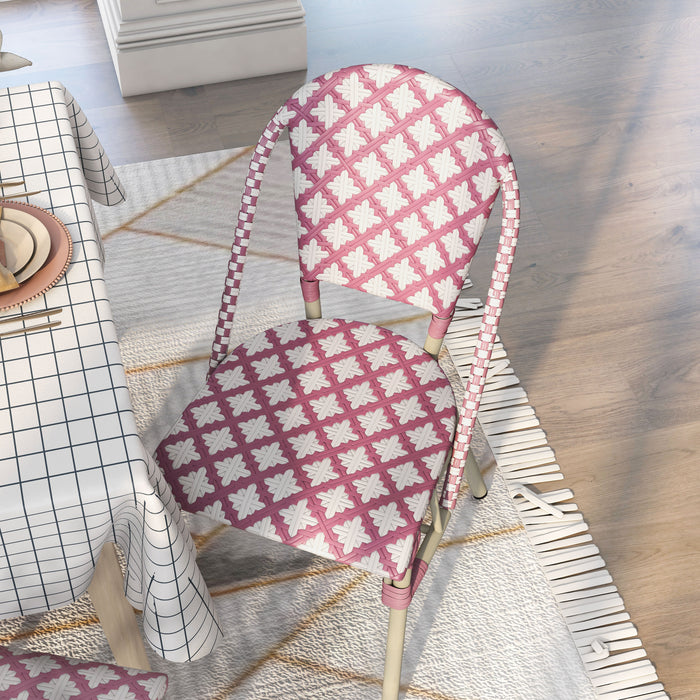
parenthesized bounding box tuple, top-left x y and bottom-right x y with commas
(158, 318, 457, 579)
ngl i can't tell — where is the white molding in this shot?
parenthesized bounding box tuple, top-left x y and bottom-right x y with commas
(96, 0, 306, 97)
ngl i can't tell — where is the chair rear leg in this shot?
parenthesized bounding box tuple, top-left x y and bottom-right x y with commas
(464, 448, 487, 498)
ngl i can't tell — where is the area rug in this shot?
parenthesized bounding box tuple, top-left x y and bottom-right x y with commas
(0, 146, 667, 700)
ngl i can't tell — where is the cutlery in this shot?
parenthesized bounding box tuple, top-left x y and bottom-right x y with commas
(0, 319, 62, 338)
(0, 307, 63, 326)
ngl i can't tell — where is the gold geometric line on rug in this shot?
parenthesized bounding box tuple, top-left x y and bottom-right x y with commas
(0, 615, 100, 645)
(209, 572, 370, 700)
(116, 225, 301, 266)
(102, 145, 255, 241)
(202, 524, 526, 598)
(273, 652, 470, 700)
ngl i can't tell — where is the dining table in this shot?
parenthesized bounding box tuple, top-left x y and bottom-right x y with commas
(0, 81, 223, 665)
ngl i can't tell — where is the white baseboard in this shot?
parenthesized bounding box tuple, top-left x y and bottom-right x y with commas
(96, 0, 307, 97)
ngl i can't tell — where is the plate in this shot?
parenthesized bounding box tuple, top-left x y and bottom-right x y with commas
(0, 219, 35, 273)
(0, 202, 73, 312)
(1, 206, 52, 282)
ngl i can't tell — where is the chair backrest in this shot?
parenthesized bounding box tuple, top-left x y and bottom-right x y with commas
(283, 65, 512, 324)
(209, 65, 520, 509)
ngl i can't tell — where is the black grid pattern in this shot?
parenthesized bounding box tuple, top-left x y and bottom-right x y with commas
(0, 82, 222, 661)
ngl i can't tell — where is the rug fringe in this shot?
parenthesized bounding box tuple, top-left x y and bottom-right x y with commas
(445, 293, 669, 700)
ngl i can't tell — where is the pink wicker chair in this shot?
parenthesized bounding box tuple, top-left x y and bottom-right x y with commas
(0, 645, 167, 699)
(156, 64, 520, 698)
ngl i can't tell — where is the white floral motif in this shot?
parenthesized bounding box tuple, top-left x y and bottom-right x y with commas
(387, 83, 421, 118)
(472, 168, 499, 199)
(0, 663, 20, 691)
(387, 258, 421, 290)
(299, 239, 330, 270)
(447, 182, 476, 215)
(391, 396, 428, 424)
(357, 406, 393, 435)
(275, 404, 310, 431)
(293, 167, 313, 196)
(415, 72, 447, 99)
(407, 115, 442, 149)
(487, 126, 509, 156)
(263, 378, 297, 405)
(422, 196, 453, 229)
(343, 380, 378, 409)
(360, 103, 394, 137)
(285, 343, 318, 369)
(434, 276, 461, 307)
(369, 502, 407, 536)
(377, 369, 412, 397)
(426, 385, 456, 411)
(36, 675, 81, 698)
(406, 423, 442, 450)
(320, 219, 353, 249)
(289, 119, 318, 151)
(387, 461, 422, 490)
(226, 390, 261, 417)
(404, 491, 431, 520)
(298, 367, 332, 393)
(299, 532, 332, 557)
(317, 485, 354, 517)
(179, 467, 215, 504)
(332, 515, 372, 554)
(302, 457, 339, 486)
(348, 201, 381, 233)
(215, 366, 248, 391)
(374, 435, 408, 462)
(293, 81, 320, 106)
(335, 72, 372, 108)
(333, 122, 366, 156)
(330, 356, 364, 381)
(307, 142, 340, 178)
(324, 419, 360, 447)
(381, 134, 414, 167)
(386, 537, 414, 570)
(464, 213, 488, 243)
(349, 324, 384, 345)
(456, 132, 487, 166)
(401, 165, 435, 199)
(203, 427, 237, 453)
(191, 401, 224, 427)
(375, 182, 408, 216)
(365, 64, 401, 87)
(165, 438, 200, 469)
(215, 455, 250, 485)
(416, 242, 446, 275)
(354, 152, 388, 186)
(275, 322, 307, 344)
(202, 500, 228, 522)
(264, 469, 302, 502)
(309, 393, 344, 420)
(395, 212, 429, 244)
(362, 275, 393, 297)
(78, 665, 120, 688)
(310, 94, 344, 127)
(238, 416, 274, 443)
(342, 247, 373, 275)
(338, 446, 373, 473)
(251, 441, 288, 470)
(317, 263, 349, 285)
(364, 345, 398, 370)
(428, 148, 461, 183)
(20, 655, 61, 678)
(367, 230, 401, 261)
(229, 484, 265, 519)
(248, 516, 282, 541)
(353, 474, 390, 503)
(436, 97, 473, 132)
(300, 191, 334, 225)
(243, 333, 273, 355)
(288, 431, 324, 458)
(328, 171, 361, 204)
(319, 332, 351, 356)
(279, 498, 317, 536)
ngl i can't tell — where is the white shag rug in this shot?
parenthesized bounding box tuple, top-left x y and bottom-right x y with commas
(0, 145, 666, 700)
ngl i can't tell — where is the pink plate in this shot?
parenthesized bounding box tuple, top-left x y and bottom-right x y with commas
(0, 201, 73, 312)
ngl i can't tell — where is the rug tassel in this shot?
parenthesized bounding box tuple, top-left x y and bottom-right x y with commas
(446, 293, 669, 699)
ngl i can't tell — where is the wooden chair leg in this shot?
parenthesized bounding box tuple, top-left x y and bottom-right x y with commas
(382, 567, 412, 700)
(464, 448, 487, 498)
(87, 542, 151, 670)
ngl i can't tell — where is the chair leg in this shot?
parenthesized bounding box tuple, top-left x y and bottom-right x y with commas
(382, 567, 412, 700)
(464, 448, 487, 498)
(383, 605, 408, 700)
(88, 542, 151, 670)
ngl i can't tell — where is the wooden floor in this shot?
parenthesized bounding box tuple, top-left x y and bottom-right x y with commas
(3, 0, 699, 696)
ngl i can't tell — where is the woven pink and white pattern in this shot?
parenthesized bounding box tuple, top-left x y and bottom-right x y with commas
(0, 646, 167, 700)
(158, 319, 456, 580)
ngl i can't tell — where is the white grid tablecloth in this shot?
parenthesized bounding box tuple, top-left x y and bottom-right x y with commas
(0, 82, 222, 661)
